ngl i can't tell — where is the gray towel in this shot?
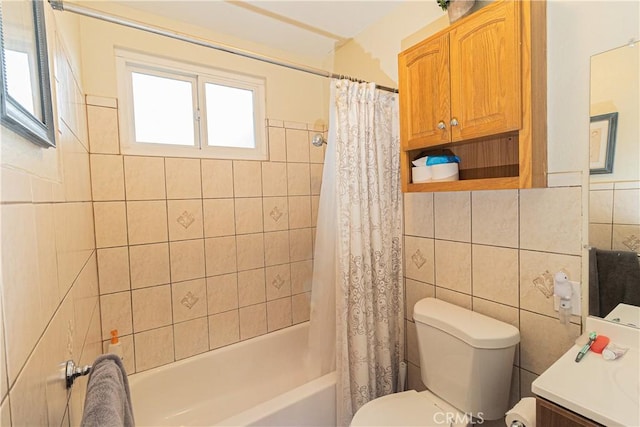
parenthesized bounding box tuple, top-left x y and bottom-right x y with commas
(591, 248, 640, 318)
(81, 354, 134, 427)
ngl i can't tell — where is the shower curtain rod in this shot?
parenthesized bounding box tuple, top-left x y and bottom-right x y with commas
(48, 0, 399, 94)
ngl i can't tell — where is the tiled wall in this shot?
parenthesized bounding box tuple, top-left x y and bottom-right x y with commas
(589, 181, 640, 254)
(402, 187, 584, 407)
(0, 30, 101, 427)
(87, 98, 324, 374)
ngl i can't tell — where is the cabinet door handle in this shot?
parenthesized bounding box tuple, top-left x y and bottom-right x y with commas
(437, 121, 446, 130)
(450, 118, 459, 126)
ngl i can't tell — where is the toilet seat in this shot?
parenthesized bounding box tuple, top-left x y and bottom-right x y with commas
(350, 390, 470, 427)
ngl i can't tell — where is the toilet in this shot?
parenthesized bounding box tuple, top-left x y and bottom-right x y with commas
(351, 298, 520, 426)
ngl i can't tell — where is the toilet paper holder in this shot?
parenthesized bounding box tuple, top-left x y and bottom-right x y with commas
(510, 422, 525, 427)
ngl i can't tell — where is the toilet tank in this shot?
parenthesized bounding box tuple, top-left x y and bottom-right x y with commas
(413, 298, 519, 421)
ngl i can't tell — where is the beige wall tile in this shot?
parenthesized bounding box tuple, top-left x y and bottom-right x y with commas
(134, 326, 174, 372)
(263, 197, 289, 232)
(233, 161, 262, 197)
(268, 127, 286, 162)
(60, 131, 92, 202)
(290, 260, 312, 294)
(434, 192, 471, 242)
(266, 264, 291, 301)
(202, 159, 234, 198)
(207, 273, 238, 314)
(0, 296, 7, 400)
(132, 285, 172, 332)
(472, 298, 520, 329)
(127, 200, 168, 245)
(238, 268, 266, 307)
(519, 250, 581, 319)
(289, 196, 311, 229)
(239, 303, 267, 340)
(90, 154, 125, 201)
(97, 247, 130, 294)
(205, 236, 237, 276)
(519, 369, 538, 398)
(124, 156, 166, 200)
(174, 317, 209, 360)
(588, 223, 612, 249)
(519, 310, 579, 375)
(406, 320, 419, 366)
(404, 193, 434, 238)
(435, 240, 471, 294)
(165, 157, 202, 199)
(168, 199, 204, 241)
(262, 162, 288, 196)
(267, 298, 292, 331)
(203, 199, 235, 237)
(54, 202, 95, 294)
(520, 187, 582, 255)
(284, 121, 306, 130)
(170, 239, 206, 283)
(1, 167, 32, 203)
(100, 292, 133, 340)
(405, 279, 434, 321)
(287, 163, 311, 196)
(286, 129, 310, 163)
(589, 190, 614, 223)
(209, 311, 240, 349)
(309, 164, 323, 195)
(472, 190, 519, 247)
(264, 231, 290, 266)
(237, 233, 265, 271)
(172, 279, 207, 323)
(407, 362, 426, 392)
(0, 399, 10, 426)
(613, 188, 640, 224)
(34, 204, 61, 319)
(235, 198, 264, 234)
(87, 105, 119, 154)
(472, 245, 519, 307)
(292, 292, 311, 323)
(1, 205, 45, 383)
(435, 288, 472, 309)
(311, 195, 320, 227)
(94, 201, 128, 248)
(129, 243, 170, 289)
(289, 228, 312, 262)
(612, 224, 640, 252)
(404, 236, 435, 284)
(8, 337, 48, 426)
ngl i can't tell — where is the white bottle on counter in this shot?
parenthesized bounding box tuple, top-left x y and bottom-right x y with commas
(108, 329, 124, 361)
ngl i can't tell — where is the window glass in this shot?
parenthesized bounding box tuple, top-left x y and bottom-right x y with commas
(205, 82, 255, 148)
(131, 72, 195, 146)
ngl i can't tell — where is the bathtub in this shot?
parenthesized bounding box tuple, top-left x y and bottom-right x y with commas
(128, 322, 336, 426)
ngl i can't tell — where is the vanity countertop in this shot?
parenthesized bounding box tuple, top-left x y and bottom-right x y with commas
(532, 318, 640, 426)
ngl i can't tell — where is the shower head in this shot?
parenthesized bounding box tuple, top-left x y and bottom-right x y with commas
(311, 133, 326, 147)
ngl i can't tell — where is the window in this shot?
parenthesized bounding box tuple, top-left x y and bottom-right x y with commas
(116, 50, 267, 159)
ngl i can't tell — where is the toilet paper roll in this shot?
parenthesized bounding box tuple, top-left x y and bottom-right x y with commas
(505, 397, 536, 427)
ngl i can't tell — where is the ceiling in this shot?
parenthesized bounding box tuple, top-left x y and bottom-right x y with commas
(113, 1, 407, 61)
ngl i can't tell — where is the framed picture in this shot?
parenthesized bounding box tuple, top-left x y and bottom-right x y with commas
(589, 112, 618, 174)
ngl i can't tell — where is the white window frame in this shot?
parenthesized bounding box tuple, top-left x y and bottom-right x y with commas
(115, 49, 267, 160)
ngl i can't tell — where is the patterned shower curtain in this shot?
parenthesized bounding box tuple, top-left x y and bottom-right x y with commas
(333, 80, 404, 425)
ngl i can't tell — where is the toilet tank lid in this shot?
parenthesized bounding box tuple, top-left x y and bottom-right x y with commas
(413, 298, 520, 349)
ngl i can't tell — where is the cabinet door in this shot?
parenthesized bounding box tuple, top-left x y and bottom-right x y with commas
(449, 0, 521, 141)
(398, 34, 450, 150)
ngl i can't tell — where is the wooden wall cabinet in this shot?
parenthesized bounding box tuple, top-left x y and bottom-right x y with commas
(398, 0, 547, 192)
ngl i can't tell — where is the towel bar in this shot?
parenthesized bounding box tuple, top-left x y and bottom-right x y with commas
(65, 359, 92, 389)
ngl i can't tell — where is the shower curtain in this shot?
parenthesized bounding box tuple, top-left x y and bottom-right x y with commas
(309, 79, 404, 426)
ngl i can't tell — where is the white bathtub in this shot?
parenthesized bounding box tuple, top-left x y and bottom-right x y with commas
(129, 322, 336, 426)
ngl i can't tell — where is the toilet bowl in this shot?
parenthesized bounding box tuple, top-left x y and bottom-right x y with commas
(350, 298, 520, 427)
(351, 389, 470, 427)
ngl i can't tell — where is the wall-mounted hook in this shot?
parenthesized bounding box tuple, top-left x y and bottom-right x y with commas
(65, 360, 91, 389)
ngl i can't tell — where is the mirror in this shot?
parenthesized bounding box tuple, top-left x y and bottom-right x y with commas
(0, 0, 56, 147)
(588, 40, 640, 327)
